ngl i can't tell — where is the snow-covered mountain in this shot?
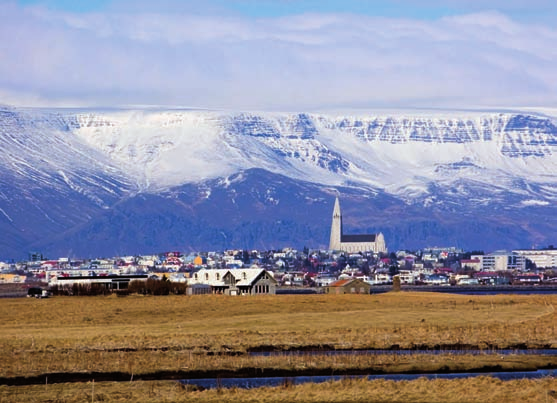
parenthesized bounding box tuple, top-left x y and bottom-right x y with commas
(1, 106, 557, 258)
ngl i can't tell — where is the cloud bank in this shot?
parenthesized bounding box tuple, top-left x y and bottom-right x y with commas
(1, 2, 557, 110)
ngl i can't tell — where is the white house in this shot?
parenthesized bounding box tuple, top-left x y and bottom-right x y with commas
(460, 258, 482, 271)
(189, 268, 277, 295)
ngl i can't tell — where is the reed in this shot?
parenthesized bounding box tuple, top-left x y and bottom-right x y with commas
(3, 349, 557, 378)
(1, 377, 556, 402)
(1, 292, 556, 379)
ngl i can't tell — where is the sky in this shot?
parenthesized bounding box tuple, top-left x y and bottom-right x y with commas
(2, 0, 557, 111)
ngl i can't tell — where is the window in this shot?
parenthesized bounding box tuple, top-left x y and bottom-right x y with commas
(194, 273, 198, 280)
(216, 273, 220, 281)
(242, 272, 247, 280)
(205, 273, 209, 281)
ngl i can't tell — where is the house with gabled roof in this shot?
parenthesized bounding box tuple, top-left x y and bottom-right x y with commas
(189, 267, 277, 295)
(325, 278, 371, 295)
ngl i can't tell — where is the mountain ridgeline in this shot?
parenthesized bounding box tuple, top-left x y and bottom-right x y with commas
(1, 106, 556, 259)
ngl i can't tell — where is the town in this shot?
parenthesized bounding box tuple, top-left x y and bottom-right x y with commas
(1, 196, 557, 297)
(1, 244, 557, 297)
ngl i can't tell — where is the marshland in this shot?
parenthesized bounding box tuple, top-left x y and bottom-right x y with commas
(1, 292, 557, 402)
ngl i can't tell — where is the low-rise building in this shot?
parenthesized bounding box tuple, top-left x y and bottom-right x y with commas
(325, 278, 371, 294)
(189, 268, 277, 295)
(368, 272, 392, 285)
(456, 276, 480, 286)
(460, 258, 482, 271)
(513, 249, 557, 269)
(315, 274, 338, 287)
(397, 270, 418, 284)
(513, 274, 543, 285)
(472, 251, 526, 271)
(49, 274, 149, 290)
(423, 274, 450, 285)
(474, 271, 511, 285)
(0, 273, 26, 283)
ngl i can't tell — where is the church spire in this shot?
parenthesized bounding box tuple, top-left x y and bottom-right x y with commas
(329, 196, 342, 250)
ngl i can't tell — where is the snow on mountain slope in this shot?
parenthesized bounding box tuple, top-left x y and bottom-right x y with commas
(0, 106, 132, 255)
(0, 107, 131, 203)
(1, 105, 557, 257)
(69, 110, 232, 190)
(69, 110, 350, 190)
(314, 113, 557, 198)
(4, 105, 557, 207)
(65, 108, 557, 202)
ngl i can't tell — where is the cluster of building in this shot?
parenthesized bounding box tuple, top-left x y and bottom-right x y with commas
(0, 198, 556, 295)
(2, 245, 556, 295)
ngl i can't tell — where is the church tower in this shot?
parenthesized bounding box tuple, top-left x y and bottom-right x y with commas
(329, 197, 342, 250)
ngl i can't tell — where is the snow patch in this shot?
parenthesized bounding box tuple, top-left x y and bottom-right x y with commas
(521, 199, 550, 206)
(0, 207, 13, 222)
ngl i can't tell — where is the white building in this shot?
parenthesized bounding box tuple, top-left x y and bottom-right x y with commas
(367, 272, 392, 285)
(398, 270, 418, 284)
(513, 249, 557, 269)
(460, 258, 482, 271)
(189, 268, 277, 295)
(471, 251, 526, 271)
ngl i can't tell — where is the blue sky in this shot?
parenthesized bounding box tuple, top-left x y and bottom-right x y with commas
(17, 0, 557, 21)
(3, 0, 557, 110)
(17, 0, 454, 18)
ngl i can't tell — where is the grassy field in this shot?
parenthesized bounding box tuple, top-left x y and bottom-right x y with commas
(1, 377, 557, 403)
(1, 291, 557, 400)
(3, 292, 556, 351)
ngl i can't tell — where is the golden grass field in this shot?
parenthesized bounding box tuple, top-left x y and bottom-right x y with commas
(1, 291, 557, 401)
(1, 376, 557, 403)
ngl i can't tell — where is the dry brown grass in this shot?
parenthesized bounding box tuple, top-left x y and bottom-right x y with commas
(1, 292, 557, 378)
(1, 377, 557, 403)
(5, 348, 557, 378)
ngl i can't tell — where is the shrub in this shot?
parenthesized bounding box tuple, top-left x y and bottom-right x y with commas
(128, 279, 188, 296)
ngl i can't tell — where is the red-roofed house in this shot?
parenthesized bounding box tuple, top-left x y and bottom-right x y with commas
(325, 278, 371, 295)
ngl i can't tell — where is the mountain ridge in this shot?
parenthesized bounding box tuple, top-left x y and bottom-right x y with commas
(1, 106, 556, 258)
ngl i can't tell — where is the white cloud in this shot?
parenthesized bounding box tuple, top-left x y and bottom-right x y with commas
(1, 2, 557, 110)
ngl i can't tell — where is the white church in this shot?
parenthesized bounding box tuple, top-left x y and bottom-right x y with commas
(329, 197, 387, 253)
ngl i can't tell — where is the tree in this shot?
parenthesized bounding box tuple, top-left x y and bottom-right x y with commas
(242, 250, 250, 264)
(361, 260, 371, 276)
